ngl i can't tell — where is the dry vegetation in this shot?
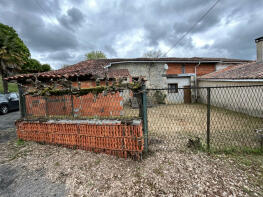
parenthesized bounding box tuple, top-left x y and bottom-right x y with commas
(1, 127, 262, 196)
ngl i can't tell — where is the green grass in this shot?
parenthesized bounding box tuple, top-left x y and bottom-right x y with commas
(0, 76, 18, 93)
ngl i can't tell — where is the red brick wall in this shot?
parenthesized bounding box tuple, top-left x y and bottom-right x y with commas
(167, 63, 183, 75)
(25, 92, 123, 117)
(16, 120, 144, 159)
(167, 63, 216, 76)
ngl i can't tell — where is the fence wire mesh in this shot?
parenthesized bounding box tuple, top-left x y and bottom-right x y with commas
(20, 85, 263, 154)
(146, 86, 263, 152)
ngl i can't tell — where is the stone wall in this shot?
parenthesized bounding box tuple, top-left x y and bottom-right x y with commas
(108, 62, 167, 89)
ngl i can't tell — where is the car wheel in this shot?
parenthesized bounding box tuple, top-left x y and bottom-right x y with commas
(0, 105, 8, 115)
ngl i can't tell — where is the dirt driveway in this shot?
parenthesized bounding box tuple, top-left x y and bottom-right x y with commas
(1, 127, 262, 196)
(0, 111, 67, 197)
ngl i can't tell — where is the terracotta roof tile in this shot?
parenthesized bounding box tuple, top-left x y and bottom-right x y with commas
(6, 57, 251, 81)
(199, 62, 263, 79)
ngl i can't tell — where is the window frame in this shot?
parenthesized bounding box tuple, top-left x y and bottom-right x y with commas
(168, 83, 178, 93)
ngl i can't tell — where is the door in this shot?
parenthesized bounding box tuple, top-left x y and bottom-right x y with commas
(183, 86, 191, 103)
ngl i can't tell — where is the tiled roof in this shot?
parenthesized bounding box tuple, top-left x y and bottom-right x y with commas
(102, 57, 251, 63)
(6, 57, 251, 81)
(7, 59, 107, 81)
(199, 62, 263, 79)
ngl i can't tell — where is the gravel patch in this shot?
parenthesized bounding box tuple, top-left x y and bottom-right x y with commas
(1, 129, 262, 196)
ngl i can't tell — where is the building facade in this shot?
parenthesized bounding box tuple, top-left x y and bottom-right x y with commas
(107, 58, 250, 103)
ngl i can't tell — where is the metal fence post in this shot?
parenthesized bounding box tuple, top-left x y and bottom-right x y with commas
(206, 87, 211, 151)
(142, 83, 148, 152)
(18, 85, 26, 118)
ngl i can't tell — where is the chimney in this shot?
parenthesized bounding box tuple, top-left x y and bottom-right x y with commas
(255, 36, 263, 62)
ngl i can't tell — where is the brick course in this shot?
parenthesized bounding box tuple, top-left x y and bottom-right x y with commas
(25, 92, 124, 118)
(16, 120, 144, 159)
(167, 63, 216, 76)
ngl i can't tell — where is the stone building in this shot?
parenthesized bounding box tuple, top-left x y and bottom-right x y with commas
(106, 57, 251, 103)
(7, 57, 251, 105)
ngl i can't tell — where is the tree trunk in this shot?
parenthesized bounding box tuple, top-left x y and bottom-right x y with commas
(3, 78, 8, 94)
(1, 69, 8, 94)
(0, 60, 9, 94)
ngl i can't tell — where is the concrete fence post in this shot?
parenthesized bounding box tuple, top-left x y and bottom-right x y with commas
(141, 83, 148, 152)
(18, 85, 26, 118)
(206, 87, 211, 151)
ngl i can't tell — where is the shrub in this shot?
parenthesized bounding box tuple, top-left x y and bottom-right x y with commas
(154, 90, 166, 104)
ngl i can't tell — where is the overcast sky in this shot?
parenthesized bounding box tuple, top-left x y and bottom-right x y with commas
(0, 0, 262, 69)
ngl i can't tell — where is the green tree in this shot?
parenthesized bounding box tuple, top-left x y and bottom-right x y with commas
(85, 50, 107, 60)
(22, 59, 51, 73)
(0, 23, 30, 93)
(40, 64, 51, 72)
(22, 58, 41, 73)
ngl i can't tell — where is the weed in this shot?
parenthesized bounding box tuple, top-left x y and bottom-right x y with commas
(94, 158, 101, 166)
(54, 161, 60, 166)
(16, 139, 25, 146)
(153, 166, 164, 177)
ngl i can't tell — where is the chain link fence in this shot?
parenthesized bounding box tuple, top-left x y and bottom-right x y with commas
(146, 85, 263, 153)
(19, 84, 263, 154)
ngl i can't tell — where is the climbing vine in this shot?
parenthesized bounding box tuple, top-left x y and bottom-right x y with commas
(21, 76, 145, 97)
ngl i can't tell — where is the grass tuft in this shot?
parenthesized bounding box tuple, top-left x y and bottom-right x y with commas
(16, 139, 25, 146)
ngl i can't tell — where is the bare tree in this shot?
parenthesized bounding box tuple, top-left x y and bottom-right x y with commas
(143, 49, 166, 58)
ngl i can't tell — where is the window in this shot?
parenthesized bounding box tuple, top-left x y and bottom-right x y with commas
(132, 77, 139, 81)
(168, 83, 178, 93)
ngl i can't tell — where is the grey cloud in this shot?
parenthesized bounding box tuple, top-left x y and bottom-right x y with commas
(3, 0, 60, 16)
(211, 20, 263, 60)
(0, 9, 79, 52)
(103, 45, 117, 57)
(1, 0, 263, 68)
(47, 51, 76, 61)
(58, 7, 85, 30)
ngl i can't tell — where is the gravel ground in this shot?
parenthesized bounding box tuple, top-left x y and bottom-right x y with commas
(0, 111, 20, 131)
(1, 128, 262, 197)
